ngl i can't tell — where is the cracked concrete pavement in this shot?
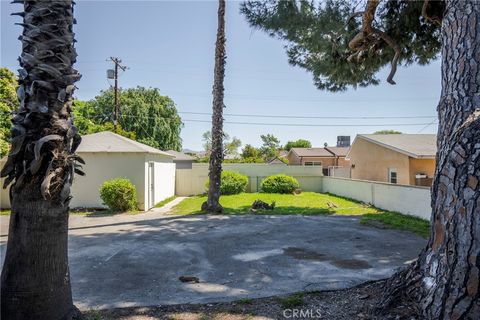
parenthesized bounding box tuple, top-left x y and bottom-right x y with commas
(0, 212, 426, 310)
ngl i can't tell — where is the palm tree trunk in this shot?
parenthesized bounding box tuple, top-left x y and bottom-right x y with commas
(202, 0, 226, 213)
(380, 1, 480, 318)
(1, 1, 82, 319)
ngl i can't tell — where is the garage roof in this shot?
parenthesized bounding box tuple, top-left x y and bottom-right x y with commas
(166, 150, 196, 161)
(290, 147, 335, 157)
(77, 131, 174, 157)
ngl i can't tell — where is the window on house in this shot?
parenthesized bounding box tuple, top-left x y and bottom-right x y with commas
(304, 161, 322, 166)
(388, 168, 398, 184)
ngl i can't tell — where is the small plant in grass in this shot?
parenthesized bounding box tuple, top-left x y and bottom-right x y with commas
(99, 178, 138, 212)
(261, 174, 299, 194)
(83, 309, 102, 320)
(278, 293, 304, 308)
(205, 170, 248, 195)
(238, 297, 254, 304)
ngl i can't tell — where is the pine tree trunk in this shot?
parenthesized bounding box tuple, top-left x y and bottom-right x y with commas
(381, 1, 480, 319)
(421, 1, 480, 317)
(202, 0, 226, 213)
(1, 1, 82, 319)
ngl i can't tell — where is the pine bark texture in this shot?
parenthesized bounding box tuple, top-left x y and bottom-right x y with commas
(0, 1, 82, 319)
(202, 0, 226, 213)
(382, 1, 480, 319)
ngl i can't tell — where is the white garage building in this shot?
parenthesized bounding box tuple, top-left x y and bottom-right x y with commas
(70, 131, 176, 211)
(0, 131, 176, 211)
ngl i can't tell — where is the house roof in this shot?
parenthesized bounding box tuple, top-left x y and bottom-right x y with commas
(77, 131, 174, 157)
(166, 150, 195, 161)
(268, 157, 287, 165)
(278, 150, 288, 158)
(324, 146, 350, 157)
(350, 134, 437, 159)
(289, 147, 349, 158)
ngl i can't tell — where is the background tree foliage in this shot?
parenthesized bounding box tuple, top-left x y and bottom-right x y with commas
(78, 87, 183, 151)
(73, 99, 136, 140)
(0, 68, 19, 157)
(241, 0, 442, 91)
(259, 133, 281, 160)
(202, 130, 242, 158)
(373, 129, 402, 134)
(284, 138, 312, 150)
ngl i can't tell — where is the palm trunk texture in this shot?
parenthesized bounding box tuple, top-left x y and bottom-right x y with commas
(202, 0, 226, 213)
(1, 1, 82, 319)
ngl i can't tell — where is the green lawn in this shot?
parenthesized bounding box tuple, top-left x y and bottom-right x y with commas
(155, 195, 177, 208)
(360, 212, 430, 238)
(172, 192, 382, 216)
(172, 192, 430, 238)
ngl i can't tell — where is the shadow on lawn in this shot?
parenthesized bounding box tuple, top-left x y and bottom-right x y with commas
(180, 205, 337, 216)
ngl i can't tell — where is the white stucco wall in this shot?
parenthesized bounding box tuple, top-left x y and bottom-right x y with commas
(144, 154, 175, 208)
(0, 157, 10, 209)
(70, 152, 147, 210)
(175, 163, 324, 196)
(322, 176, 431, 220)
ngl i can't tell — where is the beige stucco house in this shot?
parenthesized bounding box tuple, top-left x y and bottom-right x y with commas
(0, 132, 176, 211)
(286, 147, 350, 175)
(347, 134, 437, 186)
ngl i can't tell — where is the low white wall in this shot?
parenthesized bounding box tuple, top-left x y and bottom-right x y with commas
(322, 177, 431, 220)
(71, 152, 147, 210)
(176, 163, 324, 196)
(328, 166, 351, 178)
(145, 160, 176, 208)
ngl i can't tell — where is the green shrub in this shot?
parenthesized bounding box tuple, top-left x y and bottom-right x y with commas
(99, 178, 138, 212)
(205, 170, 248, 195)
(261, 174, 299, 194)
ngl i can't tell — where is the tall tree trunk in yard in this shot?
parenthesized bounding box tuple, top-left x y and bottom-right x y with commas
(1, 1, 82, 319)
(382, 1, 480, 318)
(202, 0, 226, 213)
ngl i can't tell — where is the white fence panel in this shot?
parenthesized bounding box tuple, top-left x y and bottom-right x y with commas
(175, 163, 324, 196)
(322, 177, 431, 220)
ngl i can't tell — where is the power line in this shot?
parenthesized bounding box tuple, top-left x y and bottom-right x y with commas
(417, 118, 438, 133)
(119, 114, 435, 127)
(178, 111, 436, 120)
(180, 119, 436, 127)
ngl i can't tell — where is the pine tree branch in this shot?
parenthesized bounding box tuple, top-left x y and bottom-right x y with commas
(348, 0, 401, 85)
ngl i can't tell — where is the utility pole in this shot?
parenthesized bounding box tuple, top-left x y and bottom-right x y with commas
(108, 57, 127, 131)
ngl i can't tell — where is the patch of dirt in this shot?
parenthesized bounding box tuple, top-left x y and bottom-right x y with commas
(80, 280, 419, 320)
(283, 247, 327, 261)
(330, 259, 372, 270)
(282, 247, 371, 269)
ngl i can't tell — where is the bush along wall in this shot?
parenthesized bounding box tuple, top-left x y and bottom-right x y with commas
(261, 174, 299, 194)
(99, 178, 138, 212)
(205, 170, 248, 195)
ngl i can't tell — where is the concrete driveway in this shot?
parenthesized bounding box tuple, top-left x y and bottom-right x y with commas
(0, 211, 426, 310)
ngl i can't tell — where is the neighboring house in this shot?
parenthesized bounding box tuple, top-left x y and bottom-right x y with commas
(347, 134, 436, 186)
(167, 150, 195, 169)
(70, 132, 175, 211)
(268, 156, 287, 165)
(278, 150, 288, 159)
(286, 147, 350, 175)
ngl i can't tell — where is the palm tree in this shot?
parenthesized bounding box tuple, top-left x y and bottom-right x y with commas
(202, 0, 226, 213)
(1, 1, 83, 319)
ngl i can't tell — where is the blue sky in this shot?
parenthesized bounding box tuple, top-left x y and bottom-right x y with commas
(0, 0, 441, 151)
